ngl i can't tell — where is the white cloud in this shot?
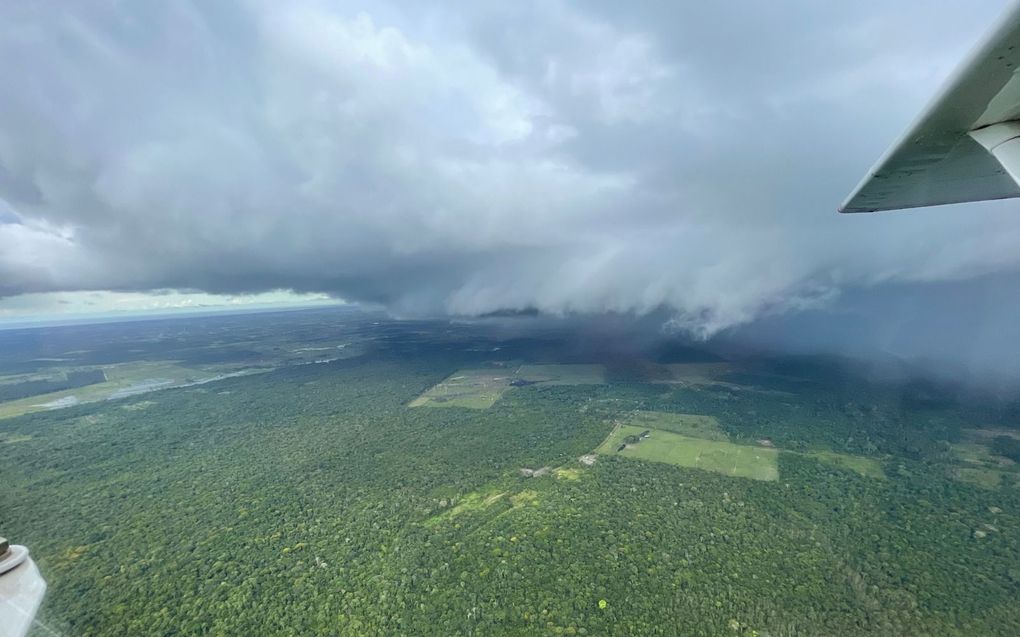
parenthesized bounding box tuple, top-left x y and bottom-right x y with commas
(0, 290, 339, 319)
(1, 0, 1019, 339)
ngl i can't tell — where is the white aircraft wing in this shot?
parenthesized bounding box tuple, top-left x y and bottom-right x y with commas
(841, 3, 1020, 212)
(0, 540, 46, 637)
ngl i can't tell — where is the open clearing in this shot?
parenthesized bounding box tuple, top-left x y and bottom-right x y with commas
(553, 467, 582, 480)
(625, 410, 728, 441)
(947, 429, 1020, 487)
(1, 433, 33, 444)
(515, 364, 606, 385)
(0, 361, 269, 420)
(653, 363, 733, 385)
(951, 442, 1009, 466)
(598, 411, 884, 480)
(597, 424, 779, 481)
(409, 369, 512, 409)
(953, 466, 1011, 489)
(803, 450, 885, 479)
(962, 428, 1020, 442)
(650, 363, 792, 397)
(424, 486, 540, 527)
(410, 364, 606, 409)
(949, 430, 1019, 470)
(424, 488, 508, 526)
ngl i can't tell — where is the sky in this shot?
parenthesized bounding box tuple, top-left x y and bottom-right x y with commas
(0, 290, 339, 322)
(3, 1, 1020, 376)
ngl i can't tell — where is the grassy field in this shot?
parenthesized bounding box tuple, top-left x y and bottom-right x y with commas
(962, 427, 1020, 442)
(410, 364, 607, 409)
(1, 432, 33, 444)
(948, 430, 1019, 487)
(804, 450, 885, 479)
(424, 486, 541, 528)
(553, 467, 582, 480)
(654, 362, 733, 384)
(610, 410, 883, 480)
(953, 466, 1010, 489)
(516, 364, 606, 385)
(624, 410, 727, 441)
(951, 442, 1000, 466)
(409, 368, 513, 409)
(597, 424, 779, 481)
(424, 488, 508, 526)
(0, 361, 267, 419)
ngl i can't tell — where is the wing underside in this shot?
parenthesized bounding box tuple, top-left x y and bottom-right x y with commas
(841, 4, 1020, 213)
(0, 543, 46, 637)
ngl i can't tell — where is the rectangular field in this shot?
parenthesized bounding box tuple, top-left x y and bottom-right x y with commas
(624, 410, 727, 441)
(946, 429, 1019, 487)
(408, 369, 513, 409)
(409, 363, 607, 410)
(0, 369, 107, 402)
(653, 363, 733, 384)
(805, 450, 885, 479)
(597, 424, 779, 481)
(515, 364, 606, 385)
(0, 361, 267, 420)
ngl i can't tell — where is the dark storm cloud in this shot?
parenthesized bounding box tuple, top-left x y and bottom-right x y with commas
(2, 0, 1020, 338)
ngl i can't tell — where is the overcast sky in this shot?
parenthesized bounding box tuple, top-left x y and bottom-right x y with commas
(3, 1, 1020, 372)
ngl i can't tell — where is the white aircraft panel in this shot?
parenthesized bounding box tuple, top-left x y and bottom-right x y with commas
(0, 547, 46, 637)
(841, 3, 1020, 212)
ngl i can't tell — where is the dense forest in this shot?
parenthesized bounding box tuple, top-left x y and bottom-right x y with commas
(2, 310, 1019, 636)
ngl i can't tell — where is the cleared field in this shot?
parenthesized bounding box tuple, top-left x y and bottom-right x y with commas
(516, 364, 606, 385)
(597, 424, 779, 481)
(949, 435, 1017, 467)
(805, 450, 885, 479)
(947, 431, 1019, 487)
(962, 427, 1020, 442)
(424, 488, 507, 526)
(410, 364, 607, 409)
(408, 369, 512, 409)
(952, 442, 1001, 465)
(953, 466, 1012, 489)
(1, 433, 33, 444)
(0, 369, 107, 402)
(553, 467, 582, 480)
(424, 486, 540, 527)
(0, 361, 268, 420)
(625, 410, 727, 441)
(654, 363, 733, 385)
(612, 410, 883, 479)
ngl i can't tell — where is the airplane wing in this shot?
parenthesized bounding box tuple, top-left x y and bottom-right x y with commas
(0, 539, 46, 637)
(840, 3, 1020, 212)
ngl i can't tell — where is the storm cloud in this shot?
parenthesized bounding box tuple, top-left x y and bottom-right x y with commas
(3, 0, 1020, 339)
